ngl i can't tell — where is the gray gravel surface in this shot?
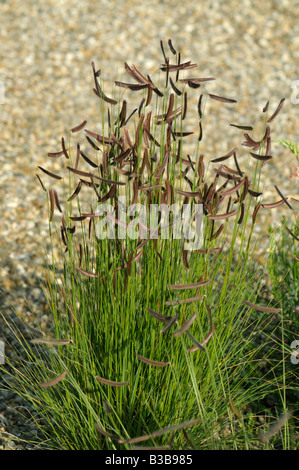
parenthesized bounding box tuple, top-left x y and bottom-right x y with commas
(0, 0, 298, 450)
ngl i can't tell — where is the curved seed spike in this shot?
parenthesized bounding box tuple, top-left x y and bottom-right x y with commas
(176, 51, 181, 81)
(118, 99, 127, 127)
(147, 307, 174, 324)
(36, 173, 46, 191)
(53, 190, 62, 213)
(182, 91, 188, 120)
(47, 150, 65, 157)
(75, 142, 80, 169)
(95, 423, 119, 440)
(274, 185, 293, 210)
(145, 86, 153, 107)
(238, 202, 245, 224)
(176, 189, 201, 197)
(207, 209, 238, 220)
(160, 61, 197, 72)
(136, 354, 169, 367)
(250, 152, 272, 162)
(261, 199, 284, 209)
(229, 397, 242, 419)
(259, 410, 293, 444)
(160, 314, 179, 334)
(68, 180, 82, 202)
(138, 97, 146, 117)
(186, 331, 206, 352)
(80, 150, 98, 168)
(95, 376, 129, 387)
(169, 77, 182, 95)
(48, 189, 54, 221)
(69, 215, 87, 221)
(76, 267, 100, 278)
(210, 223, 224, 241)
(179, 77, 215, 84)
(30, 338, 70, 345)
(242, 300, 281, 313)
(188, 80, 201, 89)
(168, 39, 176, 55)
(284, 225, 299, 241)
(263, 100, 269, 113)
(86, 135, 100, 151)
(92, 62, 117, 105)
(61, 137, 70, 159)
(115, 81, 148, 91)
(165, 57, 170, 87)
(182, 249, 189, 269)
(169, 280, 212, 290)
(210, 147, 238, 163)
(267, 97, 285, 123)
(160, 39, 167, 61)
(230, 123, 253, 131)
(39, 370, 67, 388)
(67, 166, 126, 185)
(233, 152, 243, 177)
(242, 132, 260, 147)
(84, 129, 114, 145)
(71, 120, 87, 133)
(198, 121, 203, 141)
(198, 247, 223, 254)
(219, 177, 246, 196)
(118, 418, 200, 445)
(173, 311, 198, 337)
(38, 166, 63, 180)
(124, 108, 138, 127)
(248, 189, 263, 197)
(165, 295, 205, 306)
(208, 93, 237, 103)
(198, 94, 203, 119)
(165, 93, 174, 122)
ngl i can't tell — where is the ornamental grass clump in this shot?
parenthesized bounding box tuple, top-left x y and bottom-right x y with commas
(1, 39, 298, 450)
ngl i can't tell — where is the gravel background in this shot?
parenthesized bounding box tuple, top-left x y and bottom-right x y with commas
(0, 0, 298, 449)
